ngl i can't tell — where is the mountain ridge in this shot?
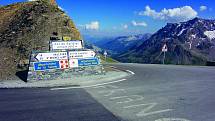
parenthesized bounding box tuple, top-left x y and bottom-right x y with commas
(118, 17, 215, 65)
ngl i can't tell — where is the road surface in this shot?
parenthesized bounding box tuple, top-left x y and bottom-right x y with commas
(86, 63, 215, 121)
(1, 63, 215, 121)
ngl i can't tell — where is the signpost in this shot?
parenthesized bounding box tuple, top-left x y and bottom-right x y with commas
(35, 52, 68, 61)
(50, 40, 83, 50)
(33, 61, 60, 71)
(104, 51, 107, 63)
(162, 44, 168, 64)
(28, 38, 102, 81)
(69, 50, 96, 59)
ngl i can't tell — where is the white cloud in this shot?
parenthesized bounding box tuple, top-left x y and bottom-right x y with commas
(131, 20, 147, 27)
(85, 21, 99, 30)
(28, 0, 38, 1)
(122, 24, 128, 29)
(139, 5, 198, 22)
(200, 6, 207, 11)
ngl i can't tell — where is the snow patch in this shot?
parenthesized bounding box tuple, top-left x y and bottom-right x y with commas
(204, 30, 215, 40)
(177, 28, 186, 36)
(191, 34, 196, 38)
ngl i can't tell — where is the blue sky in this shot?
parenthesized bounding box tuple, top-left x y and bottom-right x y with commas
(0, 0, 215, 37)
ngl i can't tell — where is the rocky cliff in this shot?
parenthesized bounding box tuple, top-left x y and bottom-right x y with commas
(0, 0, 81, 79)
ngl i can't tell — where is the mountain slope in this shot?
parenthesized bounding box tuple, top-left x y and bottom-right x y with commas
(119, 18, 215, 65)
(0, 0, 81, 79)
(92, 34, 151, 56)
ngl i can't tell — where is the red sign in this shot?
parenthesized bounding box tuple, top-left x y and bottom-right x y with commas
(59, 60, 69, 69)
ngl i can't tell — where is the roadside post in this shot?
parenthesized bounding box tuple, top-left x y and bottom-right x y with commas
(162, 44, 168, 64)
(104, 51, 107, 63)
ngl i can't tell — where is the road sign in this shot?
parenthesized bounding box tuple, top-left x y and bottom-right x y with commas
(78, 58, 100, 67)
(33, 61, 60, 71)
(59, 60, 69, 69)
(35, 52, 68, 61)
(162, 44, 168, 52)
(69, 59, 79, 68)
(51, 41, 83, 50)
(63, 36, 72, 41)
(104, 51, 107, 62)
(69, 50, 96, 59)
(104, 51, 107, 56)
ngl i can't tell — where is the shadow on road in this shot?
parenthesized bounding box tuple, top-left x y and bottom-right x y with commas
(16, 70, 28, 82)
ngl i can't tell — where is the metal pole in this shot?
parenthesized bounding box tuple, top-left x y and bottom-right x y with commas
(163, 51, 165, 64)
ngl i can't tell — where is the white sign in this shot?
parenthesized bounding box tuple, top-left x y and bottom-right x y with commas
(69, 59, 79, 68)
(51, 41, 83, 50)
(104, 51, 107, 56)
(35, 52, 68, 61)
(69, 50, 96, 59)
(162, 44, 168, 52)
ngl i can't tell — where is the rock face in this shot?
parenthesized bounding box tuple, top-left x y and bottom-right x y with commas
(0, 0, 81, 79)
(119, 18, 215, 65)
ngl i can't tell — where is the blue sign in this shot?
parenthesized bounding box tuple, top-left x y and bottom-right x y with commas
(78, 58, 99, 66)
(34, 61, 60, 71)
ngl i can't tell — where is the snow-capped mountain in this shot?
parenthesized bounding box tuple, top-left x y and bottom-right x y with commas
(119, 17, 215, 65)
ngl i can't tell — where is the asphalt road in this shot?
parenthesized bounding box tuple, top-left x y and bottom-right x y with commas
(0, 88, 120, 121)
(1, 63, 215, 121)
(86, 63, 215, 121)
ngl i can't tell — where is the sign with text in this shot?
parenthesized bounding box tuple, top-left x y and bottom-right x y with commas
(69, 50, 96, 59)
(78, 58, 100, 67)
(35, 52, 68, 61)
(33, 61, 60, 71)
(51, 40, 83, 50)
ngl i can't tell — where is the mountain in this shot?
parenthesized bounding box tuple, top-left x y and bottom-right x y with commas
(0, 0, 81, 79)
(90, 34, 151, 56)
(119, 18, 215, 65)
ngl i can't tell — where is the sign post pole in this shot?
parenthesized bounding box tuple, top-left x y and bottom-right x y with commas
(163, 51, 166, 64)
(162, 44, 168, 65)
(104, 51, 107, 63)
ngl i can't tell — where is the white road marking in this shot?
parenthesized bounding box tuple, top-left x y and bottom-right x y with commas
(110, 95, 144, 104)
(94, 85, 118, 89)
(50, 78, 127, 90)
(102, 89, 126, 97)
(109, 66, 117, 68)
(123, 103, 150, 109)
(126, 70, 135, 75)
(155, 118, 191, 121)
(123, 102, 173, 117)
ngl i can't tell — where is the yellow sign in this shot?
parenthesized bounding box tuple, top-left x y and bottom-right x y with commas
(63, 36, 72, 41)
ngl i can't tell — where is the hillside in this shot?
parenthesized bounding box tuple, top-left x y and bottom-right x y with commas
(0, 0, 81, 79)
(89, 34, 151, 56)
(119, 18, 215, 65)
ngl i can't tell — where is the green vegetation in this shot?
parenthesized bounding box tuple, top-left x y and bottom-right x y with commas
(99, 54, 119, 63)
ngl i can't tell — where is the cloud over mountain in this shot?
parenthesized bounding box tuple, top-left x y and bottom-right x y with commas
(139, 5, 198, 22)
(131, 20, 147, 27)
(85, 21, 99, 30)
(200, 5, 207, 11)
